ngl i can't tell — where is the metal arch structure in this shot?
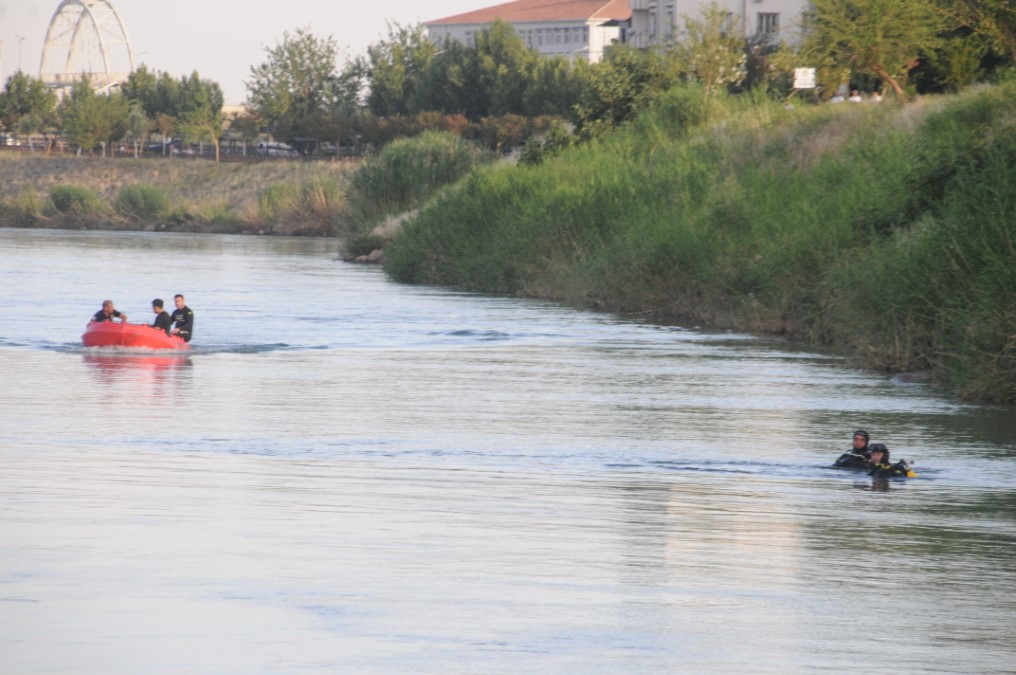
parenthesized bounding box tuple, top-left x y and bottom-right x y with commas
(39, 0, 135, 94)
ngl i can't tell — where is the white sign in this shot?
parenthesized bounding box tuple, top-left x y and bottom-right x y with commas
(794, 68, 816, 89)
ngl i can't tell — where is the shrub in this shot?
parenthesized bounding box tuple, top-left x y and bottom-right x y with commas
(346, 131, 490, 231)
(114, 183, 170, 221)
(49, 185, 101, 215)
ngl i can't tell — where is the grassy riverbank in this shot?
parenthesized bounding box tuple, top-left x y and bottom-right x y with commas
(385, 82, 1016, 402)
(0, 155, 356, 235)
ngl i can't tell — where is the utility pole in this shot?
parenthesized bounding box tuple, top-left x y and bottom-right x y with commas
(16, 34, 25, 72)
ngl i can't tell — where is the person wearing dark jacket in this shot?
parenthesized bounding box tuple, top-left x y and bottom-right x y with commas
(88, 299, 127, 325)
(150, 299, 172, 335)
(834, 430, 871, 468)
(170, 294, 194, 342)
(867, 443, 915, 478)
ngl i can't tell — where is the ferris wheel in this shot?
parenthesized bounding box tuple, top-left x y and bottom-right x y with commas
(39, 0, 135, 93)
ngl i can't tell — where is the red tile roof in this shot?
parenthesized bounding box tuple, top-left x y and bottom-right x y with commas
(427, 0, 631, 25)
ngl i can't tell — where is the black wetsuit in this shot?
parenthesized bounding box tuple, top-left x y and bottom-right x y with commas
(834, 449, 870, 469)
(170, 305, 194, 342)
(151, 310, 172, 335)
(91, 309, 123, 322)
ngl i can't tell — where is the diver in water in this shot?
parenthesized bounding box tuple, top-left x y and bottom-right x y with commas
(834, 430, 871, 469)
(867, 443, 915, 478)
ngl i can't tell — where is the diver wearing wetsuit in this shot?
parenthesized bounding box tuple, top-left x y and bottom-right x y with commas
(867, 443, 914, 478)
(834, 430, 871, 468)
(151, 298, 172, 335)
(170, 294, 194, 342)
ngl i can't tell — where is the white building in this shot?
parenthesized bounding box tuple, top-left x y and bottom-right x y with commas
(628, 0, 812, 48)
(426, 0, 632, 64)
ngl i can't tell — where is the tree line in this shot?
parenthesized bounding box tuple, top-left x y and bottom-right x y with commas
(0, 68, 222, 158)
(1, 0, 1012, 157)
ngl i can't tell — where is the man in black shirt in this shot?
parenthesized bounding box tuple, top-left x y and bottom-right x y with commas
(151, 298, 172, 335)
(89, 299, 127, 325)
(170, 293, 194, 342)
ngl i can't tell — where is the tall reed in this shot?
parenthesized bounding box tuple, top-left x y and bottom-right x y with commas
(385, 82, 1016, 401)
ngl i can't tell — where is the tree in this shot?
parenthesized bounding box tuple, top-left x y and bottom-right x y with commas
(125, 104, 150, 158)
(176, 72, 223, 161)
(415, 40, 483, 117)
(934, 0, 1016, 64)
(804, 0, 946, 98)
(366, 22, 438, 117)
(59, 78, 129, 156)
(16, 112, 45, 152)
(523, 56, 589, 118)
(671, 4, 747, 97)
(474, 20, 537, 116)
(0, 71, 57, 132)
(574, 46, 678, 136)
(246, 27, 345, 137)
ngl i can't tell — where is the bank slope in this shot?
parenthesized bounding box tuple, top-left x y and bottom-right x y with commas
(385, 83, 1016, 402)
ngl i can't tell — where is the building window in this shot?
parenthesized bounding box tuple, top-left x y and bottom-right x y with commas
(537, 28, 544, 46)
(466, 30, 474, 47)
(555, 28, 562, 45)
(757, 13, 779, 34)
(565, 28, 571, 44)
(582, 27, 589, 44)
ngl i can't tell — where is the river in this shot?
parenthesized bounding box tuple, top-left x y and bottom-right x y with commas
(1, 229, 1014, 674)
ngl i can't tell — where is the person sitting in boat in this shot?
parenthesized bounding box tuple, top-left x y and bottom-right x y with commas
(170, 293, 194, 342)
(867, 443, 915, 478)
(88, 299, 128, 325)
(150, 298, 172, 336)
(834, 430, 871, 468)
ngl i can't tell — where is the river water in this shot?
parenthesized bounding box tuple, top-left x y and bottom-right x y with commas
(1, 229, 1014, 674)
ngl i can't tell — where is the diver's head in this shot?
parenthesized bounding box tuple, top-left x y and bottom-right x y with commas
(852, 430, 870, 451)
(868, 443, 889, 463)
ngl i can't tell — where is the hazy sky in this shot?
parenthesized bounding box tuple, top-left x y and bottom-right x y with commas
(0, 0, 484, 104)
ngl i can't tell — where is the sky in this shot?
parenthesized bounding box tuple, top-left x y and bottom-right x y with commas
(0, 0, 484, 104)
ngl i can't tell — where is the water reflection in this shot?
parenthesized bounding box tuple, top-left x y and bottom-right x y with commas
(83, 352, 192, 374)
(82, 352, 193, 400)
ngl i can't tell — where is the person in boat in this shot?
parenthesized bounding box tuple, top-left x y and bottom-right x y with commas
(834, 430, 871, 468)
(170, 293, 194, 342)
(88, 299, 128, 325)
(867, 443, 914, 478)
(150, 299, 172, 335)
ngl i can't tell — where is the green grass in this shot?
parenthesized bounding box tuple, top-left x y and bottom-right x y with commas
(385, 81, 1016, 401)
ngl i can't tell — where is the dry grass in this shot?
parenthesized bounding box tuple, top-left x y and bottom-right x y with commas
(0, 154, 360, 235)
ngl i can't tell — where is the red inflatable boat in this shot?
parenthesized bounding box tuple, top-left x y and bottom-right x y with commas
(82, 322, 191, 351)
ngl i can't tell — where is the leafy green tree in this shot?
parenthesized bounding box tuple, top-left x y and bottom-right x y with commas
(366, 22, 438, 116)
(804, 0, 945, 98)
(59, 78, 129, 156)
(935, 0, 1016, 64)
(523, 56, 589, 118)
(671, 4, 747, 97)
(15, 112, 45, 152)
(125, 104, 151, 158)
(474, 20, 537, 116)
(176, 71, 223, 161)
(247, 27, 348, 137)
(575, 46, 678, 136)
(415, 40, 484, 117)
(0, 71, 57, 132)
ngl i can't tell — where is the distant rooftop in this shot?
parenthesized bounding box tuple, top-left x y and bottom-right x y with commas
(427, 0, 631, 25)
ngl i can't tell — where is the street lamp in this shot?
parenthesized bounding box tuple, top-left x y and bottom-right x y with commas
(15, 34, 24, 72)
